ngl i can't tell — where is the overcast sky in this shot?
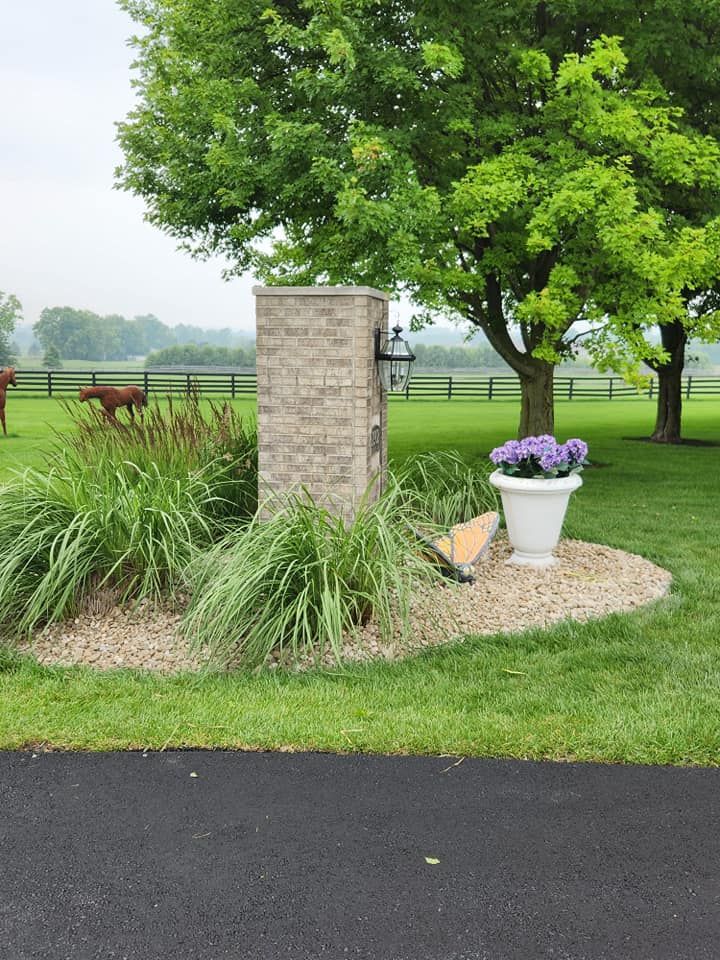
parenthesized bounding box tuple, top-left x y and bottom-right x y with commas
(0, 2, 269, 333)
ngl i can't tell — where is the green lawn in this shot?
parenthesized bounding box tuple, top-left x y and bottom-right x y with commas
(1, 395, 719, 764)
(0, 396, 258, 475)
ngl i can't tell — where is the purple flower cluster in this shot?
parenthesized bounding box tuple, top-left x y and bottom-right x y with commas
(564, 438, 589, 462)
(490, 435, 589, 478)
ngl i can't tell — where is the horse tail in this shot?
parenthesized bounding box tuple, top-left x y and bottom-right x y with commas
(141, 389, 148, 407)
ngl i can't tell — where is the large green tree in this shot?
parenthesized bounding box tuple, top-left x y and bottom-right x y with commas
(117, 2, 720, 435)
(0, 292, 22, 367)
(625, 8, 720, 443)
(559, 0, 720, 441)
(34, 307, 101, 361)
(34, 307, 171, 361)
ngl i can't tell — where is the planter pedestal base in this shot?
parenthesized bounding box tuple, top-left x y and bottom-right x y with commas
(506, 550, 558, 568)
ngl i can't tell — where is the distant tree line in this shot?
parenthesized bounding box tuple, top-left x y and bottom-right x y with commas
(30, 306, 252, 363)
(147, 341, 560, 371)
(8, 295, 718, 376)
(145, 344, 256, 368)
(412, 343, 511, 370)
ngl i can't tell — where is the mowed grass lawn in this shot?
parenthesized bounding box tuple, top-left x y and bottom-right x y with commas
(1, 394, 719, 764)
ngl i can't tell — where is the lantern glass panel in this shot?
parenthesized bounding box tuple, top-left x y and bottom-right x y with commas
(395, 359, 413, 392)
(377, 330, 415, 392)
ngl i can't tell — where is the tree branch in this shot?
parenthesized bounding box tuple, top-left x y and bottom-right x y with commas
(483, 273, 537, 376)
(563, 326, 595, 348)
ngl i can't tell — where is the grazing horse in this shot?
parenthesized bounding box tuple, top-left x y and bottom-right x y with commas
(0, 366, 17, 436)
(79, 384, 148, 422)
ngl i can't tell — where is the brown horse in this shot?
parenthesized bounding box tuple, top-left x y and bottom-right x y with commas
(79, 384, 148, 422)
(0, 366, 17, 436)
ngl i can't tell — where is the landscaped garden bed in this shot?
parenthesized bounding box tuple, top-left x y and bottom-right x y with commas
(22, 535, 670, 673)
(0, 399, 673, 678)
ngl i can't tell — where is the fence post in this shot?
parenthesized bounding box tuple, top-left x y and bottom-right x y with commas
(47, 371, 52, 398)
(488, 377, 494, 400)
(92, 371, 97, 386)
(144, 371, 149, 395)
(568, 378, 574, 400)
(231, 373, 236, 399)
(186, 373, 192, 396)
(447, 376, 453, 400)
(649, 378, 654, 399)
(608, 378, 613, 400)
(686, 375, 692, 399)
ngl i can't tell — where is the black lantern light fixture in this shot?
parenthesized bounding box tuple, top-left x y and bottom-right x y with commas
(374, 325, 416, 393)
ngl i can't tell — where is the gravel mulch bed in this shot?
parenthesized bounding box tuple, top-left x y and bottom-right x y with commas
(23, 538, 671, 674)
(336, 537, 672, 669)
(24, 600, 207, 674)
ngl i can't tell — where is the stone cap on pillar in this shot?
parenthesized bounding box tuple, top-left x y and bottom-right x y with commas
(252, 285, 389, 301)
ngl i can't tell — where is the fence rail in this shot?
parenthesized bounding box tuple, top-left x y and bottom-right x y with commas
(401, 375, 720, 400)
(12, 369, 257, 398)
(9, 370, 720, 400)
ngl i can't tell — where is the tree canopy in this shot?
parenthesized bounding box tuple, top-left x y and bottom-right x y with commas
(0, 291, 22, 367)
(34, 307, 145, 361)
(32, 307, 251, 362)
(117, 1, 720, 433)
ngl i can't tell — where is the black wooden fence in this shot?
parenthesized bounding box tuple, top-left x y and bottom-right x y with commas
(10, 369, 720, 400)
(403, 374, 720, 400)
(12, 369, 257, 398)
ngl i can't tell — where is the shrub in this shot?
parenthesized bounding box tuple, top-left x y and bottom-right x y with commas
(1, 423, 493, 666)
(183, 486, 441, 669)
(42, 345, 63, 369)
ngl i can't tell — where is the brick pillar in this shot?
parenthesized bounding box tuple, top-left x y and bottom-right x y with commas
(254, 286, 389, 519)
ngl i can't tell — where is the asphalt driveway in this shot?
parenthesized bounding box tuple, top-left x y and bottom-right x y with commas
(1, 751, 718, 959)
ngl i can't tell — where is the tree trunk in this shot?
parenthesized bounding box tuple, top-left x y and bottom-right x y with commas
(518, 362, 555, 437)
(465, 274, 558, 439)
(651, 366, 684, 443)
(650, 321, 686, 444)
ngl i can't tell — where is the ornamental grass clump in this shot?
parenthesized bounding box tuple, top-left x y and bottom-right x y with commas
(392, 450, 497, 526)
(490, 436, 589, 479)
(60, 391, 258, 520)
(183, 486, 441, 669)
(0, 452, 242, 640)
(0, 392, 260, 640)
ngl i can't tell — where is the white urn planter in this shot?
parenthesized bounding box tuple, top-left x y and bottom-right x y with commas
(489, 470, 583, 568)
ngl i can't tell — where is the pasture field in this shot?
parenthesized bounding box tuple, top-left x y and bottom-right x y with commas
(1, 395, 719, 763)
(18, 358, 146, 372)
